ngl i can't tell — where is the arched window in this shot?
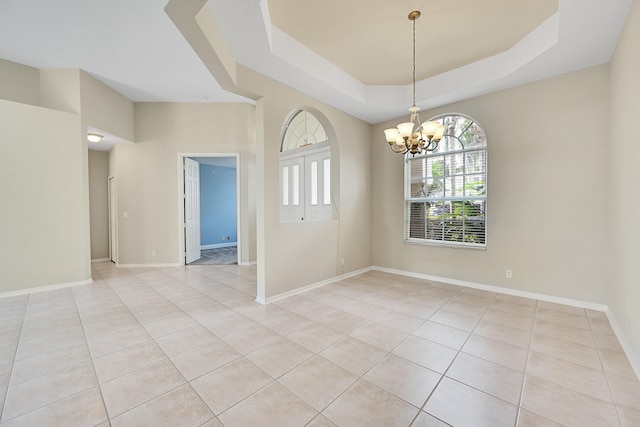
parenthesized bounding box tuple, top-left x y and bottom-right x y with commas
(280, 109, 333, 222)
(405, 113, 487, 248)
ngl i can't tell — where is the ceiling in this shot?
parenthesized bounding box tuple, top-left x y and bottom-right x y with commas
(0, 0, 633, 129)
(267, 0, 559, 86)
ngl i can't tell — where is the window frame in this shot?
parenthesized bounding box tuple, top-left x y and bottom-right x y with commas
(404, 113, 487, 249)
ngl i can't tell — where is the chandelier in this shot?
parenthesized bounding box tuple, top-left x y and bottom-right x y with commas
(384, 11, 445, 156)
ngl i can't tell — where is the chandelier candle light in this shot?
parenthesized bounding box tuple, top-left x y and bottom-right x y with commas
(384, 11, 445, 156)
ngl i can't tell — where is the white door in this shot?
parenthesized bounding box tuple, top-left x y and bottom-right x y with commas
(108, 177, 118, 263)
(184, 158, 201, 264)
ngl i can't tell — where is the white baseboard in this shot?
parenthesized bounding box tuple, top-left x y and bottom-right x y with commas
(373, 266, 608, 311)
(239, 261, 257, 266)
(0, 278, 93, 298)
(201, 243, 237, 250)
(91, 258, 110, 263)
(255, 266, 373, 305)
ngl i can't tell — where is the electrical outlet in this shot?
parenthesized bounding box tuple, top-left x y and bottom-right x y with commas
(151, 250, 156, 257)
(505, 269, 512, 279)
(227, 236, 230, 240)
(221, 236, 225, 241)
(341, 258, 345, 267)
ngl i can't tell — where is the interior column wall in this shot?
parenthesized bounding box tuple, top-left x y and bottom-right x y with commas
(608, 0, 640, 367)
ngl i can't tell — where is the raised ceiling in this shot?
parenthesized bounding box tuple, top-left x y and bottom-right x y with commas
(268, 0, 559, 85)
(0, 0, 633, 125)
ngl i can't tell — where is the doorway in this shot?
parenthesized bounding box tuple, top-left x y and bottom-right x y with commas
(179, 154, 240, 266)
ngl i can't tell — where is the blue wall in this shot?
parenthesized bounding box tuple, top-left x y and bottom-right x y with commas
(199, 164, 237, 246)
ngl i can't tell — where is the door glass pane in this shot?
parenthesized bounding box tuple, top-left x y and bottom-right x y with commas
(323, 158, 330, 205)
(292, 164, 299, 205)
(310, 161, 318, 205)
(282, 166, 289, 206)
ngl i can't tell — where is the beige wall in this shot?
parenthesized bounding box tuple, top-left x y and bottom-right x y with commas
(88, 150, 110, 260)
(80, 71, 135, 142)
(372, 65, 610, 304)
(0, 60, 136, 292)
(0, 59, 39, 106)
(237, 67, 372, 300)
(40, 69, 81, 113)
(0, 100, 90, 292)
(112, 102, 256, 265)
(608, 0, 640, 363)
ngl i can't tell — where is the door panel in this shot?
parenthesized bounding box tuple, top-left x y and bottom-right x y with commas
(184, 158, 201, 264)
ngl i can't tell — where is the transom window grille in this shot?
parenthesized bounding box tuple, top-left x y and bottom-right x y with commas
(280, 110, 332, 222)
(405, 113, 487, 248)
(281, 110, 328, 151)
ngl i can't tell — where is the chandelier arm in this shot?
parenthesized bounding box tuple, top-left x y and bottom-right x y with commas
(425, 138, 440, 152)
(390, 144, 408, 154)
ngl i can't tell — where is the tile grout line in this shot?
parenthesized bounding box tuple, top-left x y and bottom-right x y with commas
(587, 312, 626, 427)
(98, 267, 214, 424)
(75, 279, 126, 425)
(513, 298, 538, 427)
(0, 294, 29, 424)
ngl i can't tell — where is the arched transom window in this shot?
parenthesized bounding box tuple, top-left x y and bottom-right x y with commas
(281, 110, 328, 151)
(405, 113, 487, 248)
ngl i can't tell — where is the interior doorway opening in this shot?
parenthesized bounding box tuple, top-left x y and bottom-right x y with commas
(178, 154, 240, 266)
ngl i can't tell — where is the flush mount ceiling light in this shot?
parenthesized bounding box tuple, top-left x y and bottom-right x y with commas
(384, 11, 446, 157)
(87, 133, 103, 143)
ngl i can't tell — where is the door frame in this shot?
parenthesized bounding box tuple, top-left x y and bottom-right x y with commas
(108, 176, 118, 263)
(177, 153, 241, 266)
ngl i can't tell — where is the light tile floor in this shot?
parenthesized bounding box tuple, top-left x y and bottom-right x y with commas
(0, 262, 639, 426)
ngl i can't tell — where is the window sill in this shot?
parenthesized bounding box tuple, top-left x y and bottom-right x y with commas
(404, 238, 487, 250)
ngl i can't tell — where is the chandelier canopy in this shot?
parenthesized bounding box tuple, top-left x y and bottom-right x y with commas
(383, 11, 446, 157)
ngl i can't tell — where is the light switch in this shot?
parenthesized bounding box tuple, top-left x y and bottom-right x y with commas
(123, 211, 128, 218)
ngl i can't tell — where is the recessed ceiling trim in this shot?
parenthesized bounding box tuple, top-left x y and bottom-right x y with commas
(412, 13, 560, 108)
(268, 10, 562, 111)
(202, 0, 632, 123)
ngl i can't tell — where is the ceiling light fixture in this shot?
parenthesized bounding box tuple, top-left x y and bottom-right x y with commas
(87, 133, 103, 143)
(384, 11, 445, 156)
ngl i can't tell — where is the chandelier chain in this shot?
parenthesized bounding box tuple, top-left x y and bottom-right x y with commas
(383, 10, 445, 156)
(412, 17, 416, 108)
